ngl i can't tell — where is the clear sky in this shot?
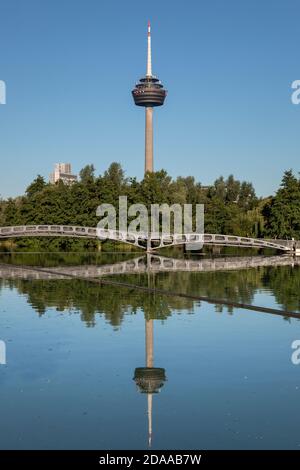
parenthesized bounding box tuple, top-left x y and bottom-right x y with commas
(0, 0, 299, 198)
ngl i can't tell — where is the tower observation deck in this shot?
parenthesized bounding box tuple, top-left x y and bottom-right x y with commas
(132, 22, 167, 173)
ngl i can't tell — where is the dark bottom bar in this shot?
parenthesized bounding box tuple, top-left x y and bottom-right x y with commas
(0, 450, 299, 467)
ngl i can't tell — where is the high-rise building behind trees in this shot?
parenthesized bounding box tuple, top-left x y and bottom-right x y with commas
(49, 163, 77, 185)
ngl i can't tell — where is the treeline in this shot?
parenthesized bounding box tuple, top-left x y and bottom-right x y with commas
(0, 163, 299, 250)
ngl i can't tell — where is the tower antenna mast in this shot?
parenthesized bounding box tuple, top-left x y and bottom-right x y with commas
(132, 22, 167, 174)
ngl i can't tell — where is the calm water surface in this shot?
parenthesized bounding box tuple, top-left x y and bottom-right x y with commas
(0, 253, 300, 449)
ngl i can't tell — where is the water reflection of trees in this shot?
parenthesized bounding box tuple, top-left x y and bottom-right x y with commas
(1, 265, 300, 326)
(262, 266, 300, 313)
(0, 278, 195, 327)
(0, 252, 134, 267)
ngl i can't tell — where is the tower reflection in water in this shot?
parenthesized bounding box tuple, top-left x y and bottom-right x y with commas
(133, 260, 167, 447)
(133, 318, 166, 447)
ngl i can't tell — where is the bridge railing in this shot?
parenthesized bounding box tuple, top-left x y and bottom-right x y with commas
(0, 225, 295, 252)
(0, 225, 98, 238)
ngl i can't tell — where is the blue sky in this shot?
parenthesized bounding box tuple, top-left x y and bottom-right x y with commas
(0, 0, 299, 198)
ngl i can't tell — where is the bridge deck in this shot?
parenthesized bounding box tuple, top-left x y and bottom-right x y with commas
(0, 225, 294, 252)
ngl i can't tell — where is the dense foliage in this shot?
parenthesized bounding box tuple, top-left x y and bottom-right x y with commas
(0, 163, 299, 250)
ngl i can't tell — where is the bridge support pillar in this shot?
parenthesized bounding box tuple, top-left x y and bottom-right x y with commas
(294, 240, 300, 256)
(146, 236, 152, 253)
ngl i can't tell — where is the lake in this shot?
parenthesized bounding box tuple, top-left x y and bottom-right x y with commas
(0, 252, 300, 449)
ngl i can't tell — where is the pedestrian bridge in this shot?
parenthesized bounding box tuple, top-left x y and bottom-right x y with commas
(0, 225, 295, 253)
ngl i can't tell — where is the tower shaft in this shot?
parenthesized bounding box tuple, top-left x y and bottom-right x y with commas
(145, 319, 154, 368)
(145, 107, 153, 173)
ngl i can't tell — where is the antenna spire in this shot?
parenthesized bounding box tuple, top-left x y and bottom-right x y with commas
(148, 393, 153, 448)
(146, 21, 152, 77)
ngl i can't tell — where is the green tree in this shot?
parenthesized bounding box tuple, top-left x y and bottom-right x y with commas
(263, 170, 300, 238)
(79, 164, 95, 184)
(25, 175, 46, 198)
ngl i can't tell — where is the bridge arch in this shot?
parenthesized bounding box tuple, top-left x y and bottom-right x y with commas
(0, 225, 294, 253)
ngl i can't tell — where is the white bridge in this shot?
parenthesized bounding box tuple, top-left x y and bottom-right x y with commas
(0, 225, 296, 253)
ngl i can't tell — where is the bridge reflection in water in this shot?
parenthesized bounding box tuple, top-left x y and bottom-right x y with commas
(0, 253, 299, 280)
